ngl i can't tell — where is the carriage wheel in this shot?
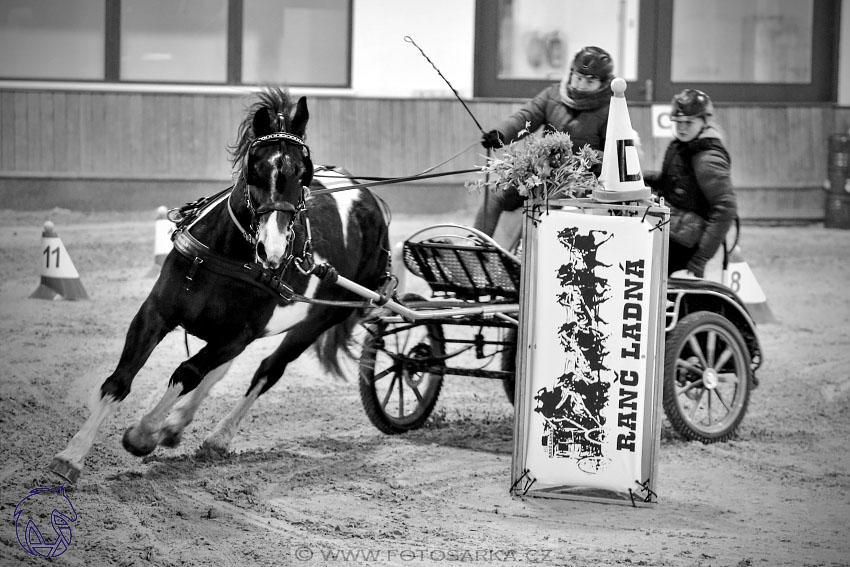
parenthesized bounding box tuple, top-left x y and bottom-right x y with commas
(501, 328, 518, 405)
(359, 295, 445, 434)
(662, 311, 752, 443)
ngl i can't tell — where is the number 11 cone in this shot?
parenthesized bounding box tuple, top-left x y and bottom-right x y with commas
(29, 221, 89, 301)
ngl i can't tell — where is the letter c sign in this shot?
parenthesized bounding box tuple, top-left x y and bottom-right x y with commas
(651, 105, 674, 139)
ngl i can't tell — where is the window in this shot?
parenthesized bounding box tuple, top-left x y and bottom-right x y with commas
(120, 0, 228, 82)
(475, 0, 640, 98)
(671, 0, 813, 84)
(646, 0, 838, 102)
(242, 0, 350, 87)
(476, 0, 840, 102)
(0, 0, 105, 80)
(0, 0, 352, 88)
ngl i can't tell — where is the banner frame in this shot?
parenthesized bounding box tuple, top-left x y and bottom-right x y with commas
(511, 198, 670, 507)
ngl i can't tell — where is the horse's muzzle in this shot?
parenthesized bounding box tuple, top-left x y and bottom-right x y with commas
(255, 214, 296, 269)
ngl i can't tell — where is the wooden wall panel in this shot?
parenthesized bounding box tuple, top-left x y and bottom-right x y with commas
(0, 88, 845, 197)
(0, 91, 13, 170)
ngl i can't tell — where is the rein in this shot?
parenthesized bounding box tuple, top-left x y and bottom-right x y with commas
(310, 166, 481, 196)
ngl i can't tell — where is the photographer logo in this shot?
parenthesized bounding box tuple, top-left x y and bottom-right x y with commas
(13, 486, 78, 558)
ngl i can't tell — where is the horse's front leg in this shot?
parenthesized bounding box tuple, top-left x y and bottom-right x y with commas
(122, 336, 252, 457)
(50, 298, 172, 484)
(159, 360, 234, 448)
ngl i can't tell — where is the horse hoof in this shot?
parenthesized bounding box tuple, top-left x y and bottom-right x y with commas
(159, 427, 183, 449)
(49, 458, 81, 485)
(122, 425, 158, 457)
(197, 439, 229, 460)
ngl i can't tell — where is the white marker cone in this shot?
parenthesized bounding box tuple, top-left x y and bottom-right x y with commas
(722, 245, 776, 324)
(29, 221, 89, 301)
(146, 205, 175, 277)
(594, 78, 651, 203)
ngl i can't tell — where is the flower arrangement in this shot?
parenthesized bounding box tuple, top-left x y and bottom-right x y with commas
(466, 125, 601, 220)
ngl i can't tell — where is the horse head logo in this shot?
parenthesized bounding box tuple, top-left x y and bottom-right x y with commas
(14, 486, 78, 557)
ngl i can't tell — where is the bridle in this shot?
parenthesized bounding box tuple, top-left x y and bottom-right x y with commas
(229, 131, 313, 251)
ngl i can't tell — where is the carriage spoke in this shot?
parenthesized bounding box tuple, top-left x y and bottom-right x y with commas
(706, 330, 717, 367)
(395, 332, 412, 357)
(713, 345, 734, 371)
(712, 389, 731, 412)
(716, 372, 740, 384)
(677, 358, 703, 375)
(687, 389, 705, 421)
(410, 384, 425, 404)
(380, 374, 399, 410)
(679, 379, 704, 397)
(373, 363, 399, 382)
(687, 335, 709, 369)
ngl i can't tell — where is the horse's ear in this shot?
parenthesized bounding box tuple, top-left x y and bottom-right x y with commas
(291, 96, 309, 138)
(252, 107, 273, 138)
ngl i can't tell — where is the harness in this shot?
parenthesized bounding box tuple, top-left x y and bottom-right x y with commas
(173, 228, 299, 301)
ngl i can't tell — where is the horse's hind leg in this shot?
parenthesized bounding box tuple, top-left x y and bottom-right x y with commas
(50, 299, 172, 484)
(201, 313, 344, 455)
(159, 360, 234, 448)
(122, 334, 253, 457)
(199, 375, 268, 458)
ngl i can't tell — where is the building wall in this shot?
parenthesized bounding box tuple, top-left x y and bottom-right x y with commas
(1, 89, 847, 220)
(840, 0, 850, 105)
(350, 0, 475, 98)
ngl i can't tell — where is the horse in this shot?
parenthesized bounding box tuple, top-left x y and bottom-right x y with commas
(49, 87, 392, 484)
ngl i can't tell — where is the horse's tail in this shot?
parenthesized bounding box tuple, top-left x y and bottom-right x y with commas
(313, 310, 361, 378)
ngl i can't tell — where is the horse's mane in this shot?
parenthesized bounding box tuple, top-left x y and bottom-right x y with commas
(228, 87, 296, 170)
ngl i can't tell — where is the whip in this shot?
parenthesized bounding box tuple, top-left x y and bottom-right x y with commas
(404, 35, 492, 214)
(404, 35, 485, 134)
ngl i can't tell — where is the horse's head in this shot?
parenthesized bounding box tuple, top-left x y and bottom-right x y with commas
(241, 92, 312, 270)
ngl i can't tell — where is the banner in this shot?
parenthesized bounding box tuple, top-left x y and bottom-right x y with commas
(512, 205, 667, 504)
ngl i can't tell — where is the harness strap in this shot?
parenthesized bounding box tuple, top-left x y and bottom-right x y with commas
(227, 192, 257, 245)
(173, 229, 295, 301)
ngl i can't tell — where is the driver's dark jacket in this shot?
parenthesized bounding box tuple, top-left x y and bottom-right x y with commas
(644, 128, 737, 275)
(493, 84, 609, 152)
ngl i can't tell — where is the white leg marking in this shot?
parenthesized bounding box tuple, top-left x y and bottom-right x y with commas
(203, 378, 267, 453)
(161, 361, 233, 442)
(54, 395, 119, 469)
(125, 383, 184, 451)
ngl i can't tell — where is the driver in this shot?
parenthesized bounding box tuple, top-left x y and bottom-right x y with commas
(644, 89, 738, 278)
(472, 46, 615, 237)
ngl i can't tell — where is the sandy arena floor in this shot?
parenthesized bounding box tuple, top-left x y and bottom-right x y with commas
(1, 208, 849, 566)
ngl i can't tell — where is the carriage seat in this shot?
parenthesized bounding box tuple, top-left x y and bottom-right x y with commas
(402, 224, 521, 301)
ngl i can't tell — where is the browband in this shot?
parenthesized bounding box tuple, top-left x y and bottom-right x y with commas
(251, 132, 309, 154)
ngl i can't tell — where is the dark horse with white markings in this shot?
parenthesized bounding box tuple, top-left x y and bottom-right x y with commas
(50, 87, 391, 483)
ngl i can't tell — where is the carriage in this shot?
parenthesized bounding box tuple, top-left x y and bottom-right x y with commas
(355, 221, 763, 444)
(50, 88, 762, 485)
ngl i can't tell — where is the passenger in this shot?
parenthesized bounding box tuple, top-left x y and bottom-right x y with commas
(644, 89, 738, 278)
(473, 46, 615, 236)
